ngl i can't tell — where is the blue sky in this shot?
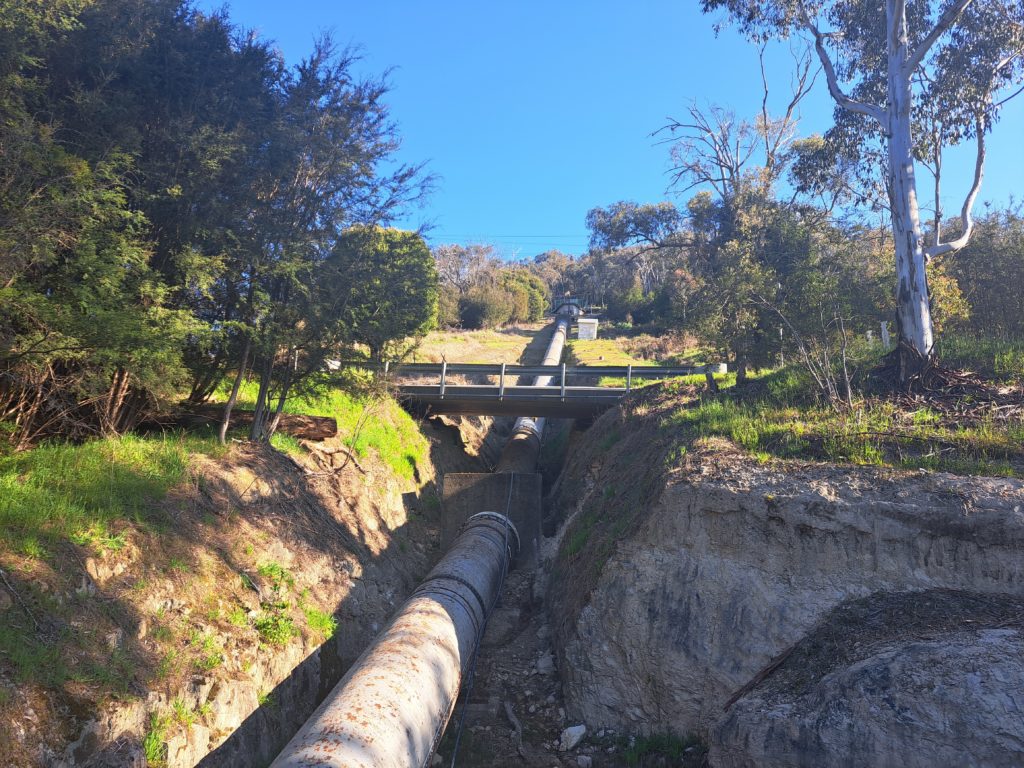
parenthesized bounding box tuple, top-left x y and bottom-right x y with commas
(199, 1, 1023, 259)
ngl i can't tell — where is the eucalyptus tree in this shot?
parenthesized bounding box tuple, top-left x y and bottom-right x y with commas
(701, 0, 1024, 375)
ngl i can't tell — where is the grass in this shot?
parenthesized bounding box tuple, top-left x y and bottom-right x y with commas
(0, 433, 227, 552)
(567, 332, 711, 388)
(254, 611, 297, 646)
(213, 380, 429, 482)
(303, 607, 338, 639)
(413, 324, 546, 364)
(0, 621, 67, 687)
(937, 334, 1024, 383)
(143, 712, 169, 766)
(661, 366, 1024, 477)
(619, 733, 705, 767)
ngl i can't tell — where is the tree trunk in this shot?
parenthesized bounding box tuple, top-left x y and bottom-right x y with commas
(265, 348, 296, 440)
(218, 336, 251, 445)
(735, 356, 748, 386)
(886, 0, 935, 369)
(249, 353, 274, 442)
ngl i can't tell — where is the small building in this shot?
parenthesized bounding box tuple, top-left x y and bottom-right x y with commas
(577, 317, 599, 340)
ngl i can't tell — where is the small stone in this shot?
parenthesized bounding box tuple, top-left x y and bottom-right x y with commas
(75, 575, 96, 597)
(136, 618, 148, 640)
(559, 724, 586, 751)
(577, 757, 593, 768)
(529, 705, 537, 714)
(430, 755, 443, 767)
(536, 652, 556, 676)
(546, 694, 556, 705)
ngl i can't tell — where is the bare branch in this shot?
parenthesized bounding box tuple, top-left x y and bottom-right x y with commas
(797, 0, 886, 124)
(906, 0, 977, 75)
(925, 116, 985, 260)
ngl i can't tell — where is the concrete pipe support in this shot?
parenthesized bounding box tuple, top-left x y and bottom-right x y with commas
(270, 513, 519, 768)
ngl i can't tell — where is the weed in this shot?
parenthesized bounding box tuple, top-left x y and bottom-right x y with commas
(19, 537, 47, 559)
(664, 445, 687, 467)
(258, 690, 276, 708)
(188, 630, 223, 671)
(227, 606, 249, 628)
(154, 651, 177, 681)
(171, 697, 196, 728)
(257, 562, 294, 592)
(599, 430, 621, 451)
(143, 712, 169, 766)
(619, 732, 705, 766)
(303, 607, 338, 639)
(254, 612, 297, 646)
(167, 557, 191, 574)
(69, 522, 126, 552)
(151, 624, 174, 644)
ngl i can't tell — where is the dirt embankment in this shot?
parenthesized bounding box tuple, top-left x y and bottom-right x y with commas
(548, 384, 1024, 766)
(1, 410, 479, 767)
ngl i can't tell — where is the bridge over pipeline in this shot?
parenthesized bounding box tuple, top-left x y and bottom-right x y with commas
(365, 362, 715, 418)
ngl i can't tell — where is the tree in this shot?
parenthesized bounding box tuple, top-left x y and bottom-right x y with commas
(329, 226, 438, 360)
(702, 0, 1024, 375)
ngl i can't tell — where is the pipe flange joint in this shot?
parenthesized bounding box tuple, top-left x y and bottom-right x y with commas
(465, 511, 521, 559)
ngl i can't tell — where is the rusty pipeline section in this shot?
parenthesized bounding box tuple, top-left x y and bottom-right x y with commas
(269, 512, 519, 768)
(270, 313, 570, 767)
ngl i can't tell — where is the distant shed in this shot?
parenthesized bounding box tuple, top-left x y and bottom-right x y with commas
(577, 317, 599, 340)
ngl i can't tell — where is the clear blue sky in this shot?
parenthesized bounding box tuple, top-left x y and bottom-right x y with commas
(200, 0, 1023, 259)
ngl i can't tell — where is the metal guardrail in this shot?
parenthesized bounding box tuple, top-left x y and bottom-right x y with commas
(397, 384, 627, 402)
(346, 361, 709, 379)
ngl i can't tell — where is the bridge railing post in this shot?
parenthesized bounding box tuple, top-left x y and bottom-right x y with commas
(439, 360, 447, 400)
(560, 362, 566, 402)
(498, 363, 506, 401)
(626, 364, 632, 394)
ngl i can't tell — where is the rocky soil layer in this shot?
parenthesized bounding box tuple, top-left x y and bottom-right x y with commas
(1, 419, 465, 767)
(549, 389, 1024, 766)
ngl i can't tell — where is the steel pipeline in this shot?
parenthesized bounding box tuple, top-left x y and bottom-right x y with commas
(270, 312, 570, 767)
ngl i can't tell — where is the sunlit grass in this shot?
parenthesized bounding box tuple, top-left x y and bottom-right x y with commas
(0, 433, 227, 551)
(937, 334, 1024, 383)
(212, 380, 429, 482)
(661, 367, 1023, 477)
(414, 324, 546, 364)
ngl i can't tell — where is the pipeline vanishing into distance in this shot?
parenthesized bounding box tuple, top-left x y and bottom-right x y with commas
(270, 311, 573, 768)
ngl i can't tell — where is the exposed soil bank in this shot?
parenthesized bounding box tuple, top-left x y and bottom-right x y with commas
(549, 385, 1024, 766)
(1, 408, 475, 767)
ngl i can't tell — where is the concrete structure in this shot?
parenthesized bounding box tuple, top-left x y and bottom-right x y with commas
(577, 317, 599, 340)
